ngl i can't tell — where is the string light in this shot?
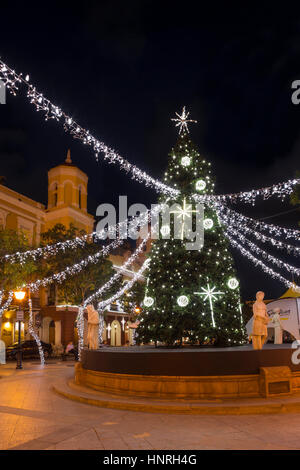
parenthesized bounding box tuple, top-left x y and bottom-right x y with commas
(83, 234, 150, 307)
(97, 259, 149, 312)
(3, 203, 163, 264)
(225, 225, 300, 277)
(225, 231, 299, 290)
(216, 203, 300, 241)
(0, 291, 13, 319)
(0, 59, 298, 206)
(27, 238, 122, 292)
(28, 292, 45, 365)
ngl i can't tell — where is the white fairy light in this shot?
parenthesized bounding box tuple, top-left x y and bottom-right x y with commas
(28, 293, 45, 365)
(177, 295, 189, 307)
(84, 235, 150, 307)
(194, 284, 224, 328)
(1, 59, 296, 205)
(224, 231, 300, 290)
(195, 179, 206, 191)
(215, 203, 300, 241)
(97, 259, 150, 312)
(160, 225, 170, 237)
(143, 296, 154, 307)
(77, 306, 84, 360)
(27, 238, 122, 292)
(203, 218, 214, 229)
(171, 106, 197, 134)
(0, 291, 13, 320)
(98, 310, 105, 345)
(227, 278, 239, 290)
(181, 156, 191, 167)
(225, 225, 300, 277)
(218, 210, 300, 256)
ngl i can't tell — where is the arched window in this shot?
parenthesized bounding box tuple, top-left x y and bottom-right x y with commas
(78, 186, 82, 209)
(53, 183, 58, 207)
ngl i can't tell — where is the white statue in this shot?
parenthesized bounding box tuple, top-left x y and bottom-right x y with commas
(86, 304, 99, 350)
(251, 291, 269, 350)
(272, 308, 283, 345)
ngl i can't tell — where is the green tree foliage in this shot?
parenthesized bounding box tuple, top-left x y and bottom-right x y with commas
(137, 133, 247, 347)
(0, 228, 37, 293)
(40, 223, 115, 306)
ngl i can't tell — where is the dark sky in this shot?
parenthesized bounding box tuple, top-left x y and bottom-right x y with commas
(0, 1, 299, 300)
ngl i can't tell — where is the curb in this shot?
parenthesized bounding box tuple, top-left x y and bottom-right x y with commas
(52, 382, 300, 415)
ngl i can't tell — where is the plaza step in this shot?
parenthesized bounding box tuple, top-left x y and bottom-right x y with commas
(52, 378, 300, 415)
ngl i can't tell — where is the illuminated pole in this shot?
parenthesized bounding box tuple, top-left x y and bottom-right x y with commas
(14, 290, 26, 370)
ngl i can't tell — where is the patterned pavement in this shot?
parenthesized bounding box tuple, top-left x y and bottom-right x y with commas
(0, 361, 299, 450)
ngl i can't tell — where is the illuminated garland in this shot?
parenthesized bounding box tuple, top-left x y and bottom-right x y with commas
(83, 234, 150, 307)
(27, 238, 122, 292)
(77, 306, 84, 360)
(224, 231, 299, 290)
(28, 292, 45, 365)
(77, 244, 149, 359)
(97, 259, 149, 311)
(0, 291, 13, 319)
(0, 59, 299, 205)
(220, 217, 300, 256)
(3, 203, 163, 264)
(225, 225, 300, 277)
(98, 310, 105, 346)
(216, 203, 300, 241)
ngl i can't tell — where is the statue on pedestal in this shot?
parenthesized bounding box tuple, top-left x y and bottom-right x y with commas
(272, 308, 283, 345)
(251, 291, 269, 350)
(86, 304, 99, 350)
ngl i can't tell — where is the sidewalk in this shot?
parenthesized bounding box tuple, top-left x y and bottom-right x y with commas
(0, 362, 300, 450)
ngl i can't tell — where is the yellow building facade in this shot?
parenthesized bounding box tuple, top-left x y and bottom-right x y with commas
(0, 149, 94, 243)
(46, 149, 94, 232)
(0, 150, 95, 347)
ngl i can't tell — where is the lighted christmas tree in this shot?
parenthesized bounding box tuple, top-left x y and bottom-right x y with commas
(137, 108, 247, 347)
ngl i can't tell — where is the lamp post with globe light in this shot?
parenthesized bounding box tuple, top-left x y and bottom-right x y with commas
(14, 290, 26, 370)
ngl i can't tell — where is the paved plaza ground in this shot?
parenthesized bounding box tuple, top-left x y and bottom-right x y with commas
(0, 361, 300, 450)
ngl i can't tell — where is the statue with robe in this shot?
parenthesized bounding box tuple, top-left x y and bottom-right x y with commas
(86, 304, 99, 350)
(271, 308, 283, 345)
(251, 291, 269, 350)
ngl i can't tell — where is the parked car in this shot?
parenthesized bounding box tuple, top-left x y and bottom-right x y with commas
(6, 340, 52, 360)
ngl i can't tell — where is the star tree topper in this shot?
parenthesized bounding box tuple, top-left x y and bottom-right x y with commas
(171, 106, 197, 134)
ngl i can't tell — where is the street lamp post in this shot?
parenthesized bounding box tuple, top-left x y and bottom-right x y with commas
(14, 290, 26, 370)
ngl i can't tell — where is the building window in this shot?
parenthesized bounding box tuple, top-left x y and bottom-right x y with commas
(78, 186, 82, 209)
(53, 183, 58, 207)
(48, 284, 56, 306)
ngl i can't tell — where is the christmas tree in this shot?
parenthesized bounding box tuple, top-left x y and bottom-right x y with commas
(137, 109, 247, 347)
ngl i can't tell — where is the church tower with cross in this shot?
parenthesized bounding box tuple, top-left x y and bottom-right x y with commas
(45, 149, 94, 233)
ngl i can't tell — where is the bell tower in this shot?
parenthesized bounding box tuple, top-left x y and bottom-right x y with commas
(45, 149, 94, 232)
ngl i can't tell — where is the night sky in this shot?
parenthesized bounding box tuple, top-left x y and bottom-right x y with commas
(0, 2, 299, 300)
